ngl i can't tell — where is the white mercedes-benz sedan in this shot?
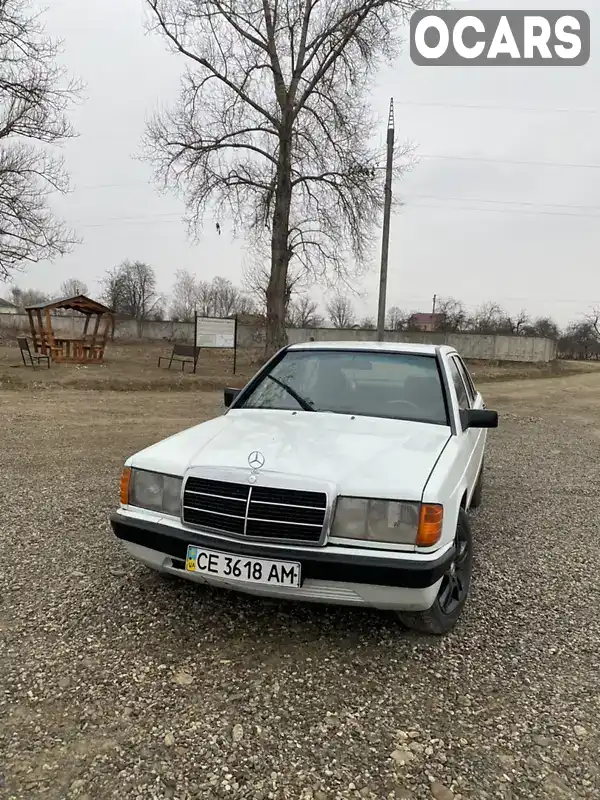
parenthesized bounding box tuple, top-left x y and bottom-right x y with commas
(111, 341, 498, 635)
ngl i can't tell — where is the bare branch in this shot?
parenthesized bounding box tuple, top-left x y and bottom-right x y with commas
(0, 0, 81, 281)
(326, 292, 355, 328)
(143, 0, 430, 353)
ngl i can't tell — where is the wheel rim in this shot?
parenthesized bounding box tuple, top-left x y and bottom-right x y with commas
(438, 522, 470, 616)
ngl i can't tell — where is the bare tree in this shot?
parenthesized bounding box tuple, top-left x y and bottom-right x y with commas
(287, 295, 322, 328)
(468, 302, 505, 334)
(386, 306, 407, 331)
(586, 306, 600, 341)
(193, 275, 255, 318)
(101, 261, 162, 336)
(526, 316, 559, 339)
(0, 1, 81, 281)
(212, 276, 245, 317)
(327, 293, 355, 328)
(101, 266, 127, 310)
(143, 0, 422, 354)
(60, 277, 88, 297)
(170, 268, 197, 321)
(360, 316, 375, 329)
(8, 285, 48, 309)
(195, 279, 214, 318)
(560, 319, 599, 360)
(243, 261, 303, 316)
(434, 297, 467, 332)
(122, 261, 161, 332)
(497, 309, 530, 336)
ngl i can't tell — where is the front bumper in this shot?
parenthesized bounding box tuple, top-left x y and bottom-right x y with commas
(110, 512, 454, 612)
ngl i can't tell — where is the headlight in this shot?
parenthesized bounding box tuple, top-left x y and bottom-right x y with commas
(126, 468, 182, 516)
(331, 497, 443, 546)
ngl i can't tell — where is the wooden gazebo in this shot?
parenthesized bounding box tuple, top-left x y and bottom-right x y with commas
(25, 295, 114, 363)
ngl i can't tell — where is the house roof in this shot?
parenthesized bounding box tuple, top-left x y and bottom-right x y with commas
(0, 297, 17, 308)
(409, 312, 445, 324)
(24, 294, 113, 315)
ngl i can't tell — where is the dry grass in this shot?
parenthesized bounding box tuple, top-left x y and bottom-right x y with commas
(0, 341, 258, 392)
(1, 339, 597, 393)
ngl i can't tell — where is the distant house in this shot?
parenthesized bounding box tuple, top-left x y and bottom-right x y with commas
(0, 298, 18, 314)
(408, 312, 444, 332)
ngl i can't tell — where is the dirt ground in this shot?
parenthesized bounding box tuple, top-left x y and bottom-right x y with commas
(1, 358, 600, 799)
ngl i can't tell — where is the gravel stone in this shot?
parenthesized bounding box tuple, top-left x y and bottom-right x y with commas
(430, 783, 454, 800)
(1, 375, 600, 799)
(391, 750, 415, 766)
(173, 669, 194, 686)
(533, 735, 550, 747)
(232, 723, 244, 742)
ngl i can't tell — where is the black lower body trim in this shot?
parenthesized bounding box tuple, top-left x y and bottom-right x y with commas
(110, 514, 453, 590)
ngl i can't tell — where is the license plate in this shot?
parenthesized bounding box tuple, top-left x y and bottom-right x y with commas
(185, 545, 301, 588)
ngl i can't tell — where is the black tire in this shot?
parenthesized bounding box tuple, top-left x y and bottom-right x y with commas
(470, 460, 484, 509)
(397, 509, 473, 636)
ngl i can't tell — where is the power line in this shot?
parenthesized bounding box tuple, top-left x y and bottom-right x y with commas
(77, 212, 184, 228)
(402, 193, 600, 212)
(393, 292, 600, 308)
(395, 100, 599, 115)
(402, 201, 600, 220)
(62, 186, 600, 229)
(73, 152, 600, 194)
(73, 181, 154, 190)
(407, 153, 600, 170)
(68, 153, 600, 196)
(67, 199, 600, 229)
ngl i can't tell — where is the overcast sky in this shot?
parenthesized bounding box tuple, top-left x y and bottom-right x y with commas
(11, 0, 599, 326)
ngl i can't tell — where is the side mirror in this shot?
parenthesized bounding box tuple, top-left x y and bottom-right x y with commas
(462, 408, 498, 429)
(224, 387, 241, 408)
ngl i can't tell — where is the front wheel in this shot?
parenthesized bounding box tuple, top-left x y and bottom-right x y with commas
(397, 509, 473, 635)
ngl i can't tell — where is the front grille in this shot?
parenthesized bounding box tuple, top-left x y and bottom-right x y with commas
(183, 477, 327, 543)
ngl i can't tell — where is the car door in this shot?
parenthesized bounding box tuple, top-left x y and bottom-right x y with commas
(447, 355, 482, 497)
(454, 355, 482, 411)
(453, 355, 487, 479)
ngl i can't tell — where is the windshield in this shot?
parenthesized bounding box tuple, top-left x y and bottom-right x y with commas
(239, 349, 449, 425)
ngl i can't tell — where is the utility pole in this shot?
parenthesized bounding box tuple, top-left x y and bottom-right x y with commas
(376, 98, 395, 342)
(432, 294, 437, 314)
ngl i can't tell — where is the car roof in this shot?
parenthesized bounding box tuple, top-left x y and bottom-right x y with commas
(287, 340, 456, 357)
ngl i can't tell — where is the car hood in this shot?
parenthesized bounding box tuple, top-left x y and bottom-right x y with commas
(128, 409, 451, 501)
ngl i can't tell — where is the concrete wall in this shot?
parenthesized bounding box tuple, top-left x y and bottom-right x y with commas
(284, 327, 557, 362)
(110, 319, 193, 340)
(0, 313, 193, 341)
(0, 313, 557, 362)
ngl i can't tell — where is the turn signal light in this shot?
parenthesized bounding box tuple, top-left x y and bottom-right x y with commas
(120, 467, 132, 505)
(416, 503, 443, 547)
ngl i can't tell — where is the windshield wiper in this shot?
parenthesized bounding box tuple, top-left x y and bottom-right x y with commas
(266, 374, 316, 412)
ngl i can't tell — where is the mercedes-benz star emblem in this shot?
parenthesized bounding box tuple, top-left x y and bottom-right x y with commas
(248, 450, 265, 470)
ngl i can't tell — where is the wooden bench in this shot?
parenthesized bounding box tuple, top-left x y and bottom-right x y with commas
(157, 344, 200, 372)
(18, 337, 50, 369)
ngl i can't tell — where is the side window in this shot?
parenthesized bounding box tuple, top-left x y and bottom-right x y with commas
(447, 358, 470, 409)
(454, 357, 477, 404)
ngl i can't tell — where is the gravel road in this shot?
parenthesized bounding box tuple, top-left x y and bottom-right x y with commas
(1, 374, 599, 800)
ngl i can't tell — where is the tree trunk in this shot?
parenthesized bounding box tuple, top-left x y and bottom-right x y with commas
(265, 126, 293, 358)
